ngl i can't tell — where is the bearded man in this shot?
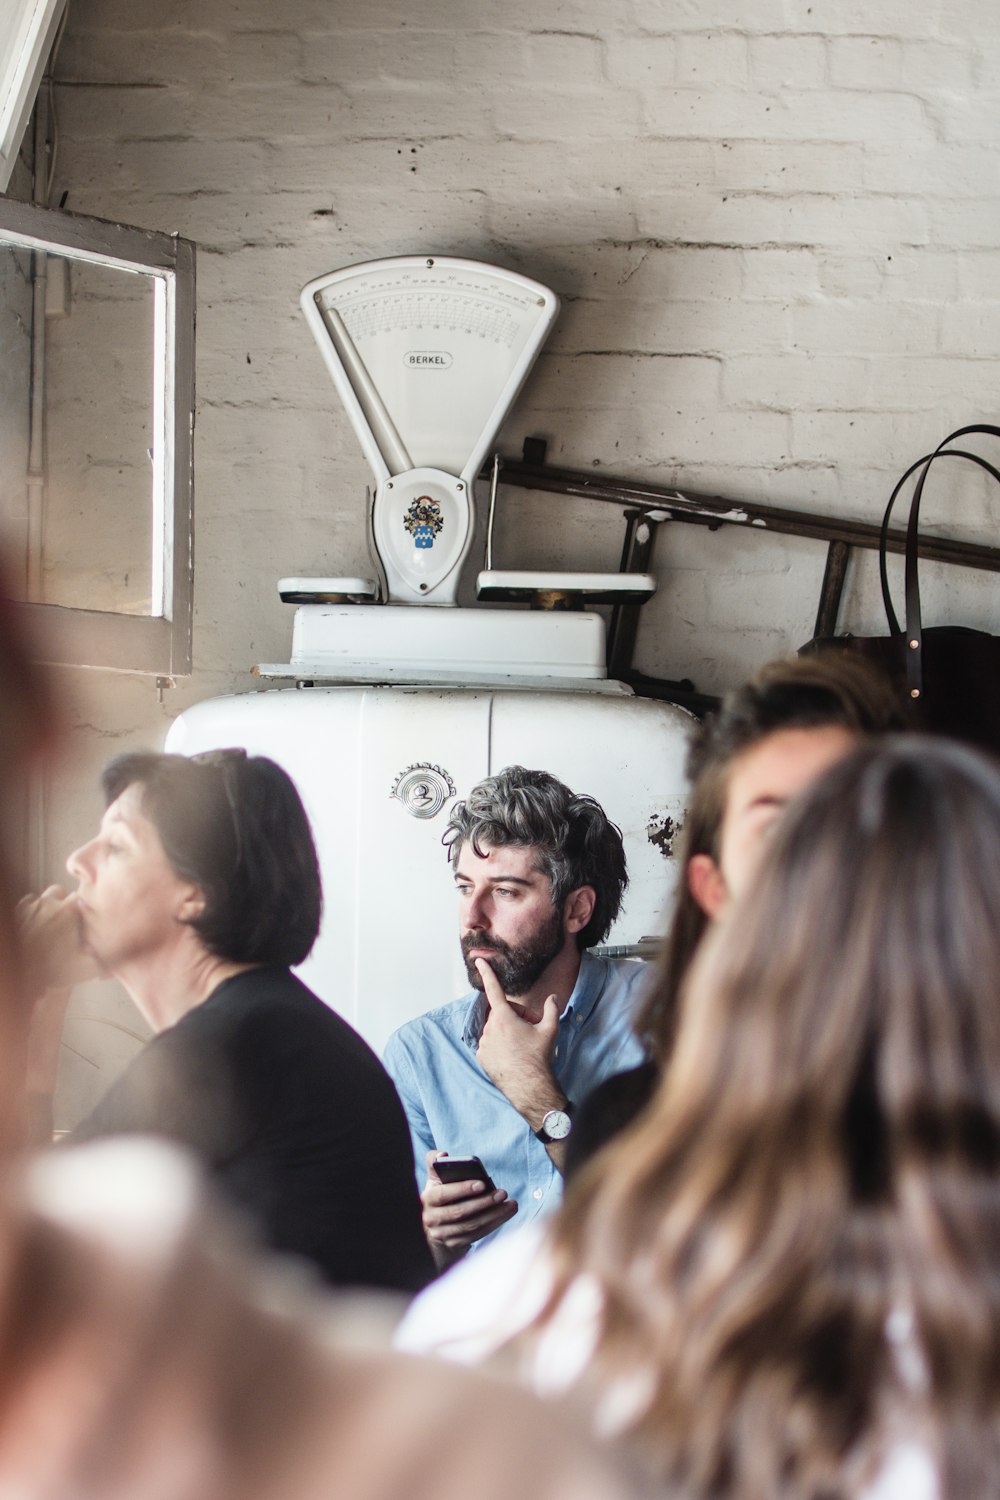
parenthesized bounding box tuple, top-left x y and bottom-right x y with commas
(383, 766, 648, 1269)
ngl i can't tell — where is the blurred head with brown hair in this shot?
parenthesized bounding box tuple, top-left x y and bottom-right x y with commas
(640, 651, 901, 1063)
(550, 736, 1000, 1497)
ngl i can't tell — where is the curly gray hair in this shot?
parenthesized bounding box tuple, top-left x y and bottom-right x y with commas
(443, 765, 627, 949)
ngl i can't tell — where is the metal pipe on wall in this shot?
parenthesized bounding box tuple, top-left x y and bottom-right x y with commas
(25, 89, 48, 603)
(26, 90, 50, 890)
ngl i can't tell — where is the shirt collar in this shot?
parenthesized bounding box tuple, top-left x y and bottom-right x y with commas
(461, 950, 607, 1048)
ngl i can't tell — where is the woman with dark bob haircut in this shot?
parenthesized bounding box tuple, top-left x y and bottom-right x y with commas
(26, 749, 434, 1295)
(103, 749, 323, 967)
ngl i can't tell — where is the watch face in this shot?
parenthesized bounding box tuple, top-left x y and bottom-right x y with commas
(542, 1109, 572, 1141)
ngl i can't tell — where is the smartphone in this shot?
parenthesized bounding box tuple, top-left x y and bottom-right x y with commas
(432, 1155, 497, 1191)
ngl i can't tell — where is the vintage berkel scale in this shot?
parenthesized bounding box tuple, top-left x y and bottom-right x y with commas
(167, 256, 692, 1053)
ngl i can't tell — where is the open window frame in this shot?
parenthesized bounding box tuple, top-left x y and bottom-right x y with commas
(0, 196, 195, 675)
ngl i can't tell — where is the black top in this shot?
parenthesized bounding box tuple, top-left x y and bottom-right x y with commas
(70, 967, 435, 1294)
(564, 1059, 660, 1181)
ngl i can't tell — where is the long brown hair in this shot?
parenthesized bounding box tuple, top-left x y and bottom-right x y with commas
(544, 738, 1000, 1498)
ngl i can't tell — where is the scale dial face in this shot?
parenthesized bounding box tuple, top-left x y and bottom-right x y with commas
(301, 257, 559, 484)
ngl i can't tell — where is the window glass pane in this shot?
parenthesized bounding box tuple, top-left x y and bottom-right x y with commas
(37, 255, 154, 614)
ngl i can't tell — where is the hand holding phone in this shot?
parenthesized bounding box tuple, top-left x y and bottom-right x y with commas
(422, 1150, 515, 1266)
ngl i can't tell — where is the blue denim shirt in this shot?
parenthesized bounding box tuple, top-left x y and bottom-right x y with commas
(382, 952, 649, 1251)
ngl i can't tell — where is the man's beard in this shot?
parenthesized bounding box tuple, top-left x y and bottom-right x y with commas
(461, 909, 564, 997)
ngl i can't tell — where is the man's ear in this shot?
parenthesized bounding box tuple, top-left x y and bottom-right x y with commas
(687, 854, 728, 920)
(564, 885, 596, 937)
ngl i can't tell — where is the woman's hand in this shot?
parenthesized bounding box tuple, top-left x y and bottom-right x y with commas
(17, 887, 97, 996)
(17, 889, 99, 1119)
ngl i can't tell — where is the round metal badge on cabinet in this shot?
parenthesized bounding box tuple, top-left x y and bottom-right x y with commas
(390, 763, 456, 819)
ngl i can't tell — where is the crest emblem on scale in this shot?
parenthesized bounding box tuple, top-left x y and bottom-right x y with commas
(403, 496, 444, 550)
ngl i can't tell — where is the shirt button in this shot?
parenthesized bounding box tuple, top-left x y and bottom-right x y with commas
(532, 1188, 543, 1201)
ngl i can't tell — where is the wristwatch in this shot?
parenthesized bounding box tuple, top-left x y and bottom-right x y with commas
(534, 1104, 574, 1144)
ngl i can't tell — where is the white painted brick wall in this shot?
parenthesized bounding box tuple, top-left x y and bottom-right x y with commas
(31, 0, 1000, 697)
(6, 0, 1000, 1117)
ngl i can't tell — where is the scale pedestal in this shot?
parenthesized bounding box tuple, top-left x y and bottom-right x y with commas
(266, 562, 658, 687)
(256, 603, 623, 690)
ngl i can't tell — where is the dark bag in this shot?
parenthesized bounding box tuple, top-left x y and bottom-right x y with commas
(804, 424, 1000, 757)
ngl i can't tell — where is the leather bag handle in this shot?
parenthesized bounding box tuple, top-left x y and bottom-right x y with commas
(877, 425, 1000, 703)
